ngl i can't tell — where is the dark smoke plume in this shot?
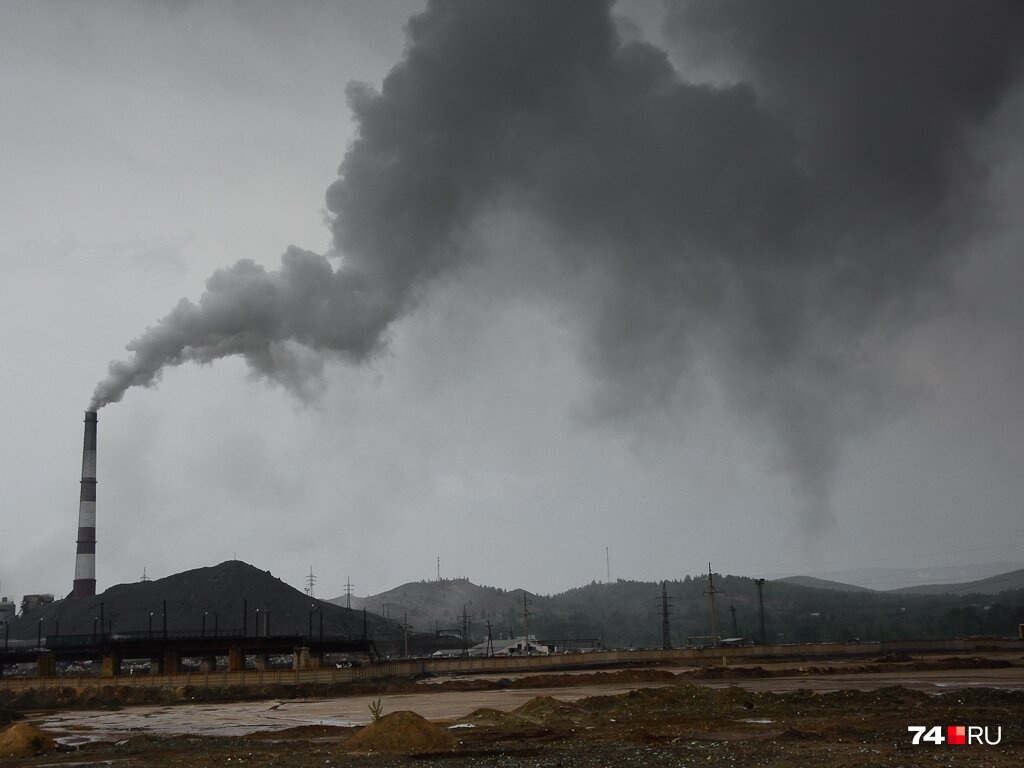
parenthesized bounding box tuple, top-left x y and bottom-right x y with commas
(91, 0, 1024, 523)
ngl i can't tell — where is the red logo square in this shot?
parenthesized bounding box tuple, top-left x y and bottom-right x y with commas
(948, 726, 965, 745)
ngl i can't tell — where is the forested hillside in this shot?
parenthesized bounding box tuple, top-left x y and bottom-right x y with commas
(526, 576, 1024, 648)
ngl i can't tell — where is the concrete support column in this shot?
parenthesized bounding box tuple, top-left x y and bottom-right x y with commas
(253, 653, 270, 670)
(163, 650, 181, 675)
(36, 653, 56, 677)
(227, 646, 245, 672)
(101, 653, 120, 677)
(199, 655, 217, 673)
(292, 647, 310, 671)
(309, 650, 323, 670)
(150, 656, 164, 675)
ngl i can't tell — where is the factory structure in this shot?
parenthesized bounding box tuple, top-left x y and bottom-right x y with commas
(72, 411, 98, 598)
(0, 596, 15, 627)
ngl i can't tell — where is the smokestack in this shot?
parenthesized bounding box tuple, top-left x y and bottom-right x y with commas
(72, 411, 97, 599)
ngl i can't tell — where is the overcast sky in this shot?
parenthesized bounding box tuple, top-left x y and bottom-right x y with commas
(2, 1, 1023, 607)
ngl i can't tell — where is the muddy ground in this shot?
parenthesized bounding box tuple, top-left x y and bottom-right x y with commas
(2, 654, 1023, 766)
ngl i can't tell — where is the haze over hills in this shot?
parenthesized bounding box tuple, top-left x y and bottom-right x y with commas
(333, 568, 1024, 648)
(889, 568, 1024, 596)
(775, 576, 871, 593)
(791, 562, 1024, 591)
(327, 578, 530, 639)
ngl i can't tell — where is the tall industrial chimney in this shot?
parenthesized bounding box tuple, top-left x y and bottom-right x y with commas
(72, 411, 98, 598)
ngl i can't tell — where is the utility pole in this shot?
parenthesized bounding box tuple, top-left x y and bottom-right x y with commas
(485, 620, 494, 657)
(461, 605, 470, 655)
(521, 592, 530, 653)
(402, 613, 410, 658)
(660, 581, 673, 650)
(729, 602, 739, 639)
(437, 556, 441, 582)
(606, 547, 611, 582)
(755, 578, 767, 646)
(707, 563, 719, 648)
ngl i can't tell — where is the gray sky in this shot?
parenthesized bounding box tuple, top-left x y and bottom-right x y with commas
(2, 1, 1023, 606)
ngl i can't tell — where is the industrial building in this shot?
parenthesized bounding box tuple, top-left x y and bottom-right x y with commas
(0, 596, 15, 626)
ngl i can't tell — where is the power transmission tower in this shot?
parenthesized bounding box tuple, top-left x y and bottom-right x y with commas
(305, 566, 316, 598)
(461, 604, 470, 655)
(606, 547, 610, 582)
(707, 563, 720, 648)
(402, 613, 410, 658)
(344, 578, 353, 610)
(729, 601, 739, 638)
(660, 581, 673, 650)
(485, 619, 494, 657)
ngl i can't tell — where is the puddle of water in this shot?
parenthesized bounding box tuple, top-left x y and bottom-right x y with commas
(37, 700, 363, 741)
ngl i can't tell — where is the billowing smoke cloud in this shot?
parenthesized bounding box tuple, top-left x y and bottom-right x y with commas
(91, 0, 1024, 523)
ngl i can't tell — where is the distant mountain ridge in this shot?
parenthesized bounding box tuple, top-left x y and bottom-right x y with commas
(335, 567, 1024, 648)
(775, 575, 871, 593)
(794, 561, 1024, 591)
(889, 568, 1024, 596)
(777, 566, 1024, 596)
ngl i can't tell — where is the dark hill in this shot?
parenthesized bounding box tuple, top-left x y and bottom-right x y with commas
(7, 560, 398, 645)
(329, 578, 529, 637)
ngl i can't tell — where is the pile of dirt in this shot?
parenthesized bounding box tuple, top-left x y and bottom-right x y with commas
(875, 652, 914, 663)
(345, 710, 458, 754)
(510, 695, 582, 728)
(0, 723, 55, 758)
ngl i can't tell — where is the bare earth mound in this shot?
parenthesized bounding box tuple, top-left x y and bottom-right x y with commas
(346, 710, 457, 754)
(0, 723, 55, 758)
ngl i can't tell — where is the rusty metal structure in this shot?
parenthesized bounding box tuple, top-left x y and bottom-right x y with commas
(72, 411, 98, 598)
